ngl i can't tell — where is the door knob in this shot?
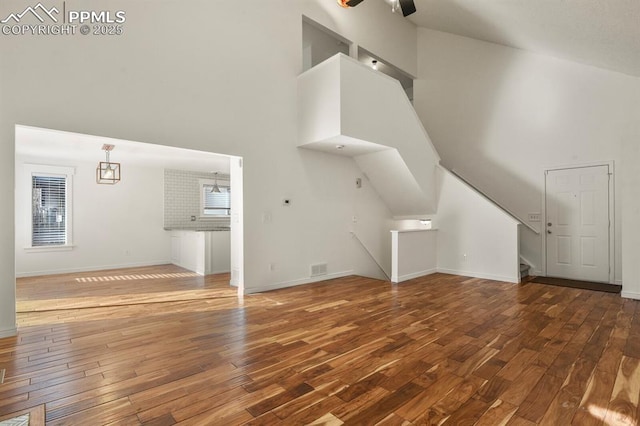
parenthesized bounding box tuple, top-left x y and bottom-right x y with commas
(547, 230, 552, 234)
(547, 222, 552, 226)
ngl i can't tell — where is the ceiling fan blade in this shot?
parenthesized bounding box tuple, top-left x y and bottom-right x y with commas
(399, 0, 416, 16)
(346, 0, 365, 6)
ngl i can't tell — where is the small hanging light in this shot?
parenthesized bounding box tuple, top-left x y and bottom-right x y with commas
(211, 172, 221, 193)
(96, 144, 121, 184)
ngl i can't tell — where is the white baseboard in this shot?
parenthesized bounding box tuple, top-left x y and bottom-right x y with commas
(393, 268, 437, 283)
(0, 327, 17, 339)
(436, 268, 519, 284)
(621, 291, 640, 300)
(15, 260, 172, 278)
(207, 269, 231, 275)
(245, 270, 354, 294)
(615, 279, 623, 286)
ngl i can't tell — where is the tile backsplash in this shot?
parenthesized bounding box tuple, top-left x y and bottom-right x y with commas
(164, 169, 231, 230)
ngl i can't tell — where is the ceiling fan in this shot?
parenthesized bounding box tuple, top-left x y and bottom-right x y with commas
(337, 0, 417, 17)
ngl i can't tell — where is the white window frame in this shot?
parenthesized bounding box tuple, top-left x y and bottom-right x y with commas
(24, 164, 75, 252)
(198, 178, 231, 218)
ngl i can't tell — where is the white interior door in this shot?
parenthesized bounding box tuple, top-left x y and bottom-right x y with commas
(545, 165, 610, 282)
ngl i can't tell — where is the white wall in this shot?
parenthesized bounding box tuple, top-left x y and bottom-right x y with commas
(391, 230, 437, 282)
(0, 0, 416, 335)
(621, 121, 640, 299)
(340, 56, 440, 214)
(414, 28, 640, 283)
(298, 53, 441, 216)
(434, 167, 520, 283)
(15, 156, 170, 276)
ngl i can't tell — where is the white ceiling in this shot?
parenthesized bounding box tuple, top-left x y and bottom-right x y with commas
(15, 126, 231, 174)
(408, 0, 640, 77)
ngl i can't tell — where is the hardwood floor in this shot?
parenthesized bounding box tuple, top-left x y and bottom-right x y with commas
(2, 266, 639, 424)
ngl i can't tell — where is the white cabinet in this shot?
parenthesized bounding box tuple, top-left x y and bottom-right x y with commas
(170, 230, 230, 275)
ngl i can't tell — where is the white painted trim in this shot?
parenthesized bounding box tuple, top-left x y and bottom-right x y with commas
(15, 260, 171, 278)
(0, 327, 17, 338)
(24, 245, 75, 253)
(436, 268, 519, 284)
(542, 161, 615, 284)
(395, 268, 437, 283)
(621, 291, 640, 300)
(615, 279, 622, 286)
(245, 270, 354, 294)
(391, 229, 437, 233)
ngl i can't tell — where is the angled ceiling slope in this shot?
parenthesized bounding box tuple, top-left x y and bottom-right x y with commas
(408, 0, 640, 77)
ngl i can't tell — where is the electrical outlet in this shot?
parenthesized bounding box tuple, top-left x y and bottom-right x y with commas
(528, 213, 541, 222)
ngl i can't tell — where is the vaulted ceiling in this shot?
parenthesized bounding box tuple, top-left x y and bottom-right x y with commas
(408, 0, 640, 77)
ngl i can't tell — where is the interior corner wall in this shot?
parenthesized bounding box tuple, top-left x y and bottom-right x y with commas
(434, 167, 520, 283)
(621, 119, 640, 299)
(15, 156, 170, 276)
(414, 28, 640, 282)
(0, 0, 415, 333)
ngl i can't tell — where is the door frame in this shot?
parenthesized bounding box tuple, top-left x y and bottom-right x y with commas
(541, 160, 615, 283)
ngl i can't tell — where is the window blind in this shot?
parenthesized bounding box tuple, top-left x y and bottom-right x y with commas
(32, 175, 67, 246)
(203, 185, 231, 216)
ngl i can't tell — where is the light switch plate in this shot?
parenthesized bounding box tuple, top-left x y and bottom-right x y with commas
(528, 213, 541, 222)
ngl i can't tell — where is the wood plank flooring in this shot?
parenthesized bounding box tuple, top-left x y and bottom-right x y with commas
(1, 266, 639, 424)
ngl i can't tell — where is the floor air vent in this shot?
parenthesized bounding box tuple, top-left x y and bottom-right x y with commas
(310, 263, 328, 277)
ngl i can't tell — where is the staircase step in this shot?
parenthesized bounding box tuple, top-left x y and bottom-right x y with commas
(520, 263, 530, 278)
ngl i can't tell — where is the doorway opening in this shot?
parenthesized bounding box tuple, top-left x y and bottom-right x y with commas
(14, 125, 244, 324)
(302, 16, 351, 72)
(357, 47, 414, 102)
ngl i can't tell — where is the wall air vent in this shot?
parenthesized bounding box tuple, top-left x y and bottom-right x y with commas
(310, 263, 328, 277)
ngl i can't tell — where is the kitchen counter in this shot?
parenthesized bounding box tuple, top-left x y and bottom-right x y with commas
(169, 230, 230, 275)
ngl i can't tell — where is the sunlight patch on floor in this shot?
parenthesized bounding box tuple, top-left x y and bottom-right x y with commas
(588, 404, 635, 426)
(0, 414, 29, 426)
(75, 272, 200, 282)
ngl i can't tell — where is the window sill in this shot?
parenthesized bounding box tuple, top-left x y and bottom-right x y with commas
(24, 245, 75, 253)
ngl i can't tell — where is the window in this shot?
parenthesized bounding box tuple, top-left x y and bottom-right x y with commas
(32, 175, 66, 245)
(200, 179, 230, 216)
(25, 165, 74, 250)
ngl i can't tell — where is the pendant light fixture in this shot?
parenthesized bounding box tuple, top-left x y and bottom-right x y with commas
(96, 144, 121, 184)
(210, 172, 221, 193)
